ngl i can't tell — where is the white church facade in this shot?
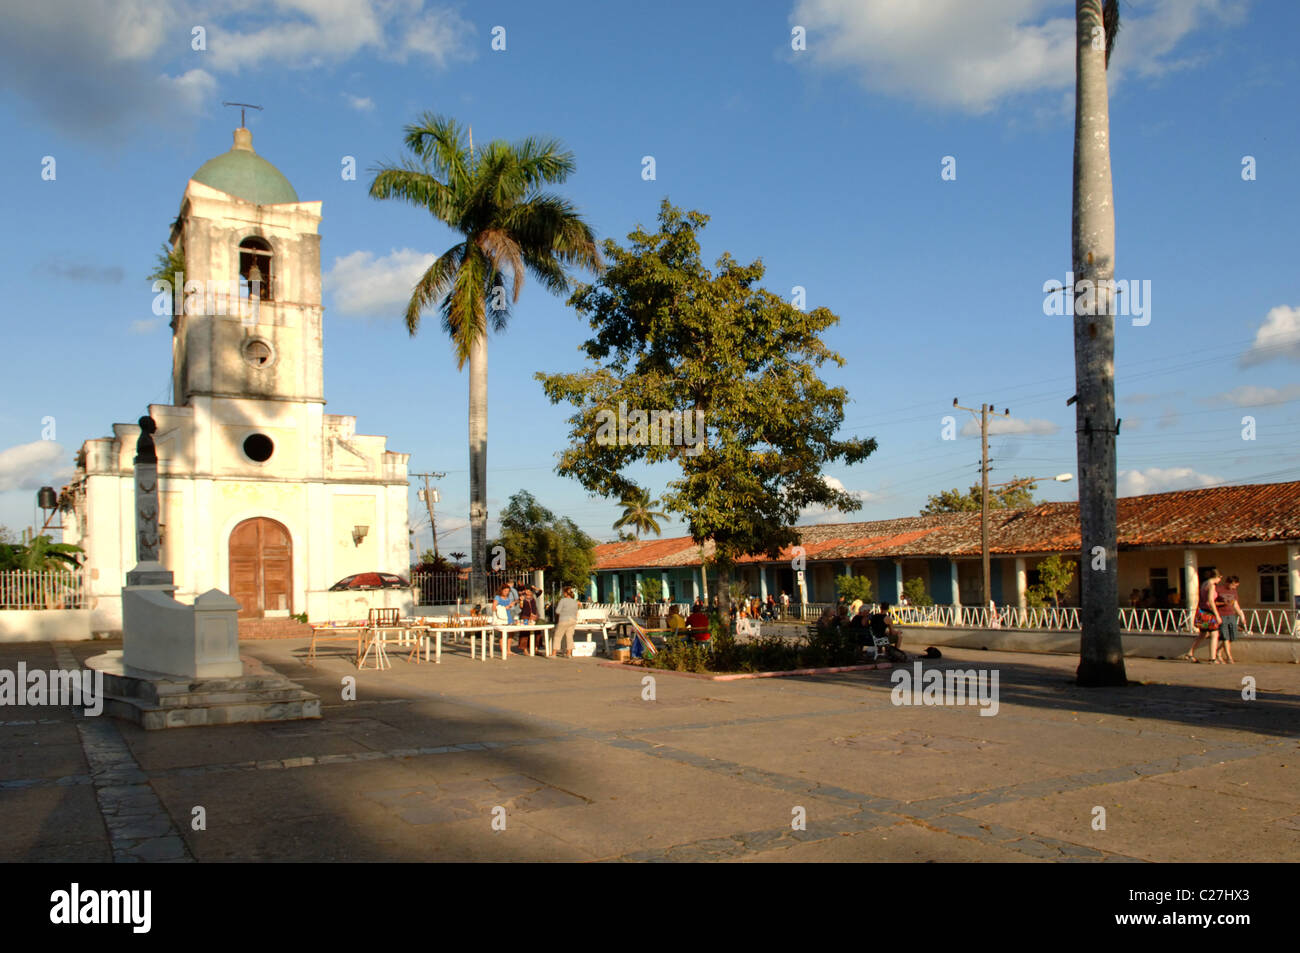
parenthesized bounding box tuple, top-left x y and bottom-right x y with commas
(62, 126, 411, 633)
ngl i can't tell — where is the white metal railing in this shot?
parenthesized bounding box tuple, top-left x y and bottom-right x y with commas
(0, 569, 87, 610)
(893, 604, 1298, 638)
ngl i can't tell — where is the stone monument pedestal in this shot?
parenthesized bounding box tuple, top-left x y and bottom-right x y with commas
(85, 416, 319, 729)
(84, 651, 320, 730)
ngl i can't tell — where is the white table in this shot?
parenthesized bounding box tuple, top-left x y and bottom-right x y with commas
(489, 623, 555, 660)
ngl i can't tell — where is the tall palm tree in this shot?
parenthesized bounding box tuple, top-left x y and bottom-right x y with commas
(612, 488, 667, 539)
(1072, 0, 1126, 686)
(370, 114, 600, 603)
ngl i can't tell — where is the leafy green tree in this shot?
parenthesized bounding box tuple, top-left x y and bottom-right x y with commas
(490, 491, 597, 589)
(902, 576, 933, 607)
(538, 201, 874, 615)
(834, 575, 874, 606)
(613, 487, 667, 538)
(146, 242, 186, 316)
(921, 478, 1038, 515)
(370, 114, 601, 602)
(639, 577, 663, 603)
(0, 530, 81, 572)
(1029, 554, 1076, 609)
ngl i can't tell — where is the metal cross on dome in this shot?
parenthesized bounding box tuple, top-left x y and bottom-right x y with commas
(222, 101, 263, 128)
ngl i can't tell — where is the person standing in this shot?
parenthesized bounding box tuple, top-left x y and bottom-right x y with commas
(1214, 576, 1243, 663)
(780, 590, 790, 619)
(1183, 569, 1223, 662)
(553, 585, 580, 658)
(494, 585, 517, 625)
(514, 586, 539, 653)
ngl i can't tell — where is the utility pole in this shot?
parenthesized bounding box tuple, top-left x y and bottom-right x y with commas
(411, 472, 446, 560)
(954, 399, 1010, 610)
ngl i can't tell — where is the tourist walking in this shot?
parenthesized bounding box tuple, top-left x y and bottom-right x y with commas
(1215, 576, 1243, 663)
(1183, 570, 1223, 662)
(552, 585, 580, 658)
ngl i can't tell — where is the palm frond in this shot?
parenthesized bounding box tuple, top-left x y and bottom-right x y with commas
(405, 245, 465, 335)
(1103, 0, 1120, 66)
(369, 164, 461, 225)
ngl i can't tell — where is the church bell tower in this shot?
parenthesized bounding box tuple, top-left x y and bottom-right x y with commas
(169, 125, 324, 406)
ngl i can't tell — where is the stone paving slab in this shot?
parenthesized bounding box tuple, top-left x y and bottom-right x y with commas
(2, 638, 1297, 862)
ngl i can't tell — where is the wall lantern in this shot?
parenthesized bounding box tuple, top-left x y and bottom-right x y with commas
(352, 525, 369, 546)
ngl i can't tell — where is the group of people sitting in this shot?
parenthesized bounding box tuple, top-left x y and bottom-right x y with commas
(664, 600, 715, 644)
(817, 600, 906, 660)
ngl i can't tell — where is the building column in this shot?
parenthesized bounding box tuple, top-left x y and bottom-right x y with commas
(588, 575, 597, 602)
(633, 571, 643, 601)
(691, 571, 700, 602)
(759, 565, 769, 600)
(611, 574, 620, 603)
(660, 570, 670, 603)
(1288, 545, 1299, 628)
(533, 569, 545, 618)
(843, 561, 853, 577)
(1015, 558, 1027, 609)
(950, 561, 961, 606)
(1182, 549, 1198, 617)
(894, 560, 903, 603)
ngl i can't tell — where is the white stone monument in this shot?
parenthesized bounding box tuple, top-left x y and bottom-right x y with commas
(86, 415, 319, 728)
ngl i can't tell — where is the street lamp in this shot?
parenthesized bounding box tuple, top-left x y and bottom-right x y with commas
(982, 473, 1074, 608)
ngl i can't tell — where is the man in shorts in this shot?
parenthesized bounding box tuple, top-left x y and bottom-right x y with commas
(1215, 576, 1244, 664)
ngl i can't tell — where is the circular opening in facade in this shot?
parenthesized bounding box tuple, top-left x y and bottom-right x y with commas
(242, 338, 274, 368)
(243, 433, 274, 463)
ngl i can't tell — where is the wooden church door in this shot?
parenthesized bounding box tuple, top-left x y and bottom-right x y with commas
(229, 518, 293, 618)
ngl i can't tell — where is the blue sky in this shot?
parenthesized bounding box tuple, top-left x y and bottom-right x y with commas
(1, 0, 1297, 557)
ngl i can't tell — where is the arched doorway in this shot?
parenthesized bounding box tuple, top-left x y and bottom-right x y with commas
(229, 518, 292, 618)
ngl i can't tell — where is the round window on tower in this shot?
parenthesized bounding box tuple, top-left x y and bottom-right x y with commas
(243, 433, 274, 463)
(242, 338, 275, 368)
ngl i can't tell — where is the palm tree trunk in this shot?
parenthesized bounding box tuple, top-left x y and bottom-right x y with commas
(1072, 0, 1126, 686)
(468, 331, 488, 605)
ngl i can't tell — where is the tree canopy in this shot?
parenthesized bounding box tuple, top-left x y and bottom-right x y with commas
(920, 479, 1039, 515)
(490, 491, 597, 587)
(537, 200, 874, 608)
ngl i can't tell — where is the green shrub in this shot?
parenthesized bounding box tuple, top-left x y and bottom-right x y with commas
(902, 577, 933, 607)
(834, 574, 874, 605)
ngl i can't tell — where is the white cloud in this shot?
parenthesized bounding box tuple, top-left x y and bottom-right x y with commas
(0, 1, 467, 137)
(1241, 305, 1300, 367)
(1210, 384, 1300, 407)
(790, 0, 1243, 113)
(801, 476, 877, 523)
(325, 248, 437, 318)
(0, 442, 72, 493)
(344, 94, 375, 112)
(205, 0, 473, 73)
(1118, 467, 1221, 497)
(959, 416, 1058, 438)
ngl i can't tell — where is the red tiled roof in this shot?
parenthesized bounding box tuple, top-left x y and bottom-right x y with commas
(593, 481, 1300, 569)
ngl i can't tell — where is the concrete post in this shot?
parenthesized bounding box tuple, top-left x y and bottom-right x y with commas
(588, 575, 597, 602)
(1015, 558, 1027, 609)
(1288, 545, 1299, 634)
(759, 565, 769, 600)
(894, 560, 903, 602)
(660, 570, 670, 604)
(1183, 549, 1198, 624)
(950, 561, 962, 606)
(533, 569, 545, 619)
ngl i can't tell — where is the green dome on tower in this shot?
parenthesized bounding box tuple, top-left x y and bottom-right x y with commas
(191, 127, 299, 205)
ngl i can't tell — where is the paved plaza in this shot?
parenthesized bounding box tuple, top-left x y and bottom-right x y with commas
(2, 637, 1298, 863)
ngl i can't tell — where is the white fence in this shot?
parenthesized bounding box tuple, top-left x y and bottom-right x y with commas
(0, 570, 86, 610)
(894, 604, 1298, 637)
